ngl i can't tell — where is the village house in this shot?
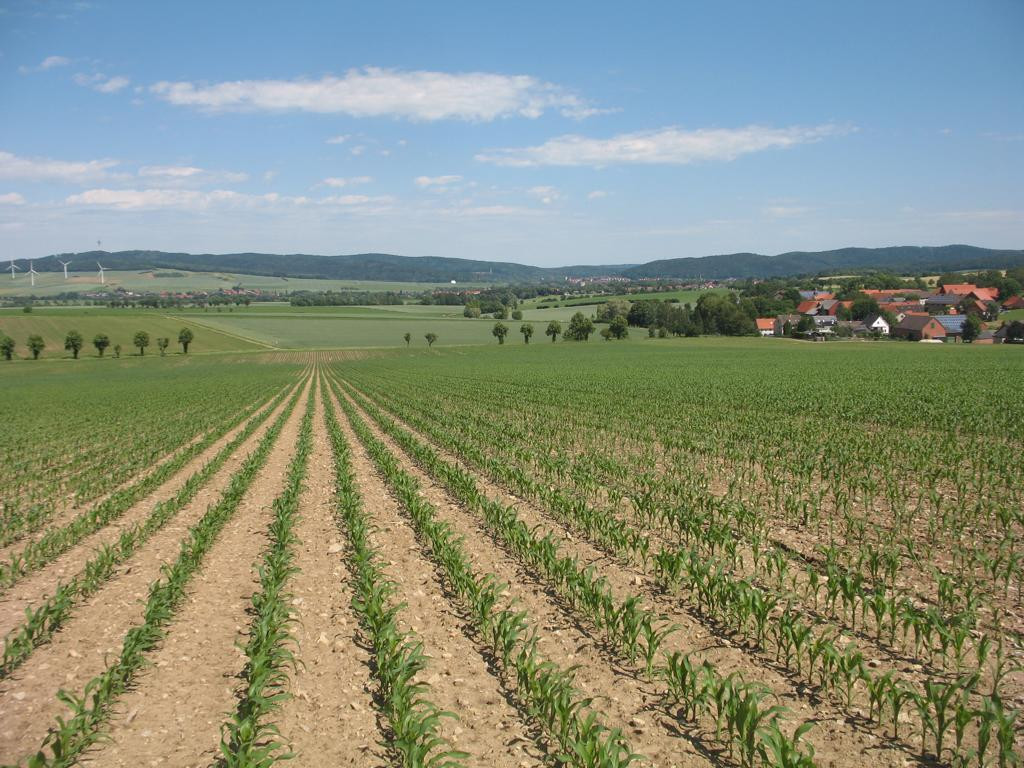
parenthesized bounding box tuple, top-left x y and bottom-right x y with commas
(935, 314, 967, 341)
(1002, 295, 1024, 311)
(862, 314, 890, 335)
(893, 315, 947, 341)
(774, 314, 802, 337)
(755, 318, 775, 336)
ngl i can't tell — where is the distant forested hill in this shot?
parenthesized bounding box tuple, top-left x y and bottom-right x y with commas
(620, 245, 1024, 279)
(30, 244, 1024, 283)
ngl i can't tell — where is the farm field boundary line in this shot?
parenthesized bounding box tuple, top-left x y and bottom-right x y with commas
(163, 313, 279, 349)
(338, 379, 1021, 765)
(6, 372, 309, 768)
(0, 378, 300, 678)
(328, 375, 648, 767)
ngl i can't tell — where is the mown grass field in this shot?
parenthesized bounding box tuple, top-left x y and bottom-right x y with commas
(0, 307, 262, 358)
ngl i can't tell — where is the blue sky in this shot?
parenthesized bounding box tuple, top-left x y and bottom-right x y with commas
(0, 0, 1021, 266)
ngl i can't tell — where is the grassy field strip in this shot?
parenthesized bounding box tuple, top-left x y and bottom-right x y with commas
(216, 378, 314, 766)
(328, 377, 643, 767)
(0, 380, 301, 679)
(0, 375, 303, 593)
(320, 382, 468, 768)
(163, 313, 279, 350)
(6, 373, 309, 768)
(344, 380, 1021, 767)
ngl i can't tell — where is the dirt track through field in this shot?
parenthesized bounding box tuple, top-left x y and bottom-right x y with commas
(75, 374, 313, 768)
(0, 381, 303, 763)
(274, 383, 388, 768)
(327, 385, 545, 767)
(0, 382, 293, 640)
(341, 381, 908, 768)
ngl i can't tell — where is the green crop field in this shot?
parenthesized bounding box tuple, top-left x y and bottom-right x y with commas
(523, 287, 721, 309)
(3, 328, 1023, 768)
(0, 269, 488, 298)
(0, 306, 263, 358)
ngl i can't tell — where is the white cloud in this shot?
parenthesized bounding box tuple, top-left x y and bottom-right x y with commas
(326, 134, 350, 144)
(349, 145, 366, 156)
(19, 55, 70, 74)
(528, 185, 561, 204)
(321, 194, 393, 206)
(477, 123, 852, 167)
(150, 66, 599, 122)
(441, 204, 541, 217)
(587, 190, 609, 200)
(73, 72, 131, 93)
(0, 150, 119, 182)
(65, 187, 393, 213)
(763, 205, 811, 218)
(415, 175, 462, 188)
(137, 164, 249, 185)
(0, 192, 25, 205)
(323, 176, 373, 188)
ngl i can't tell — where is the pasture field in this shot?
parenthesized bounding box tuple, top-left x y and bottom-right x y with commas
(0, 307, 263, 357)
(0, 340, 1022, 768)
(523, 287, 720, 308)
(0, 269, 487, 298)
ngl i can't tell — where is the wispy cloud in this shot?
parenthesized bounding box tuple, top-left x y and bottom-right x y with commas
(322, 176, 373, 188)
(150, 66, 600, 122)
(587, 190, 609, 200)
(19, 55, 70, 74)
(415, 175, 463, 188)
(65, 188, 393, 213)
(528, 185, 562, 204)
(138, 165, 248, 185)
(763, 204, 811, 218)
(477, 123, 852, 167)
(0, 150, 120, 183)
(0, 192, 25, 205)
(932, 209, 1024, 222)
(325, 134, 350, 144)
(73, 72, 131, 93)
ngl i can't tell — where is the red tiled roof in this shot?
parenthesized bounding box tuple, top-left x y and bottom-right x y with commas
(1003, 295, 1024, 309)
(970, 287, 998, 303)
(814, 292, 835, 300)
(756, 318, 774, 331)
(796, 300, 819, 314)
(941, 283, 978, 295)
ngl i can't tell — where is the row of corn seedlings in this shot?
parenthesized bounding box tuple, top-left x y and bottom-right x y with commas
(343, 377, 1022, 767)
(0, 377, 300, 592)
(0, 382, 299, 677)
(217, 380, 315, 767)
(329, 379, 641, 767)
(321, 382, 467, 768)
(14, 374, 308, 768)
(336, 379, 826, 768)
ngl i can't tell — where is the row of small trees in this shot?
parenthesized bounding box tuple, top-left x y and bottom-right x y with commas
(0, 328, 194, 360)
(492, 313, 627, 344)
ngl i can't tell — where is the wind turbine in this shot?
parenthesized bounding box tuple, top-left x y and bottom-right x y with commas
(97, 261, 106, 284)
(7, 260, 20, 280)
(59, 259, 71, 279)
(28, 261, 38, 287)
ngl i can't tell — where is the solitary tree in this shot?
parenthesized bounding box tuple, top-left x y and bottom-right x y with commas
(157, 337, 170, 356)
(178, 327, 194, 354)
(492, 322, 509, 344)
(962, 314, 982, 342)
(403, 332, 411, 346)
(609, 315, 629, 340)
(520, 323, 534, 344)
(545, 320, 562, 342)
(113, 344, 122, 359)
(566, 312, 595, 341)
(133, 330, 150, 356)
(93, 333, 110, 357)
(425, 332, 438, 347)
(0, 335, 15, 361)
(64, 330, 84, 359)
(27, 334, 45, 360)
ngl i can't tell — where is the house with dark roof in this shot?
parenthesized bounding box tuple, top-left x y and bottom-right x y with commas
(924, 294, 961, 311)
(773, 314, 802, 337)
(893, 315, 947, 341)
(935, 314, 967, 341)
